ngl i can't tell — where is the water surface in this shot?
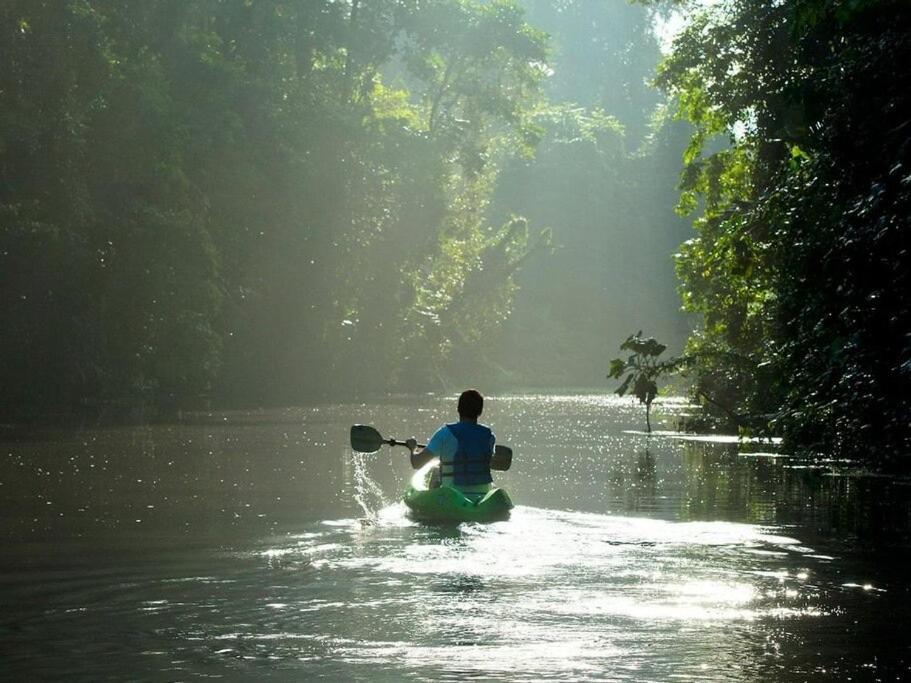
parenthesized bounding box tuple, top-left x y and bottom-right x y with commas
(1, 394, 909, 680)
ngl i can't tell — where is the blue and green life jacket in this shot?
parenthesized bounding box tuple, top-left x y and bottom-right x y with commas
(440, 421, 493, 487)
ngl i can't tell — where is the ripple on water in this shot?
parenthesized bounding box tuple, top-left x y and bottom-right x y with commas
(3, 395, 902, 680)
(196, 504, 830, 680)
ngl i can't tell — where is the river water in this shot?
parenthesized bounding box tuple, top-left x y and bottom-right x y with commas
(1, 394, 909, 680)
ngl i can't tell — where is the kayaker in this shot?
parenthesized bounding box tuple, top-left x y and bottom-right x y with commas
(405, 389, 495, 494)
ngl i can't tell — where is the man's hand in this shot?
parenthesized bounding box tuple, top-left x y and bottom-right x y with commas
(409, 445, 435, 470)
(405, 437, 417, 453)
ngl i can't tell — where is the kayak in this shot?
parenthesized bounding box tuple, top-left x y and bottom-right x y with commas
(403, 460, 513, 523)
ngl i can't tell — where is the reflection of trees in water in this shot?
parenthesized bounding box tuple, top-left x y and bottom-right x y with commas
(677, 442, 911, 543)
(631, 446, 658, 512)
(637, 448, 656, 486)
(605, 442, 658, 513)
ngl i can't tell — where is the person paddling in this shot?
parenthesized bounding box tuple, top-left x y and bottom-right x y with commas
(405, 389, 496, 497)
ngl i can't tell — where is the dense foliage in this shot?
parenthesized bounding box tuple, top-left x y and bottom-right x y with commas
(2, 0, 692, 412)
(0, 0, 550, 411)
(654, 0, 911, 464)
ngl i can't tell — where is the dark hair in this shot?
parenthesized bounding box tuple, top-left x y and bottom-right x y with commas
(457, 389, 484, 419)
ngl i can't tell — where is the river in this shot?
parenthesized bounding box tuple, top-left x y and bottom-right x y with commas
(1, 394, 909, 680)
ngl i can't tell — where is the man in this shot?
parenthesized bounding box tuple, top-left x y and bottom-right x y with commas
(405, 389, 495, 495)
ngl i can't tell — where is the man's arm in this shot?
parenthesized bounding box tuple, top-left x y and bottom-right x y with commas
(406, 438, 436, 469)
(407, 426, 451, 469)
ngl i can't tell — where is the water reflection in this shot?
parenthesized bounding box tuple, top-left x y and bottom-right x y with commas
(222, 506, 828, 680)
(1, 394, 909, 680)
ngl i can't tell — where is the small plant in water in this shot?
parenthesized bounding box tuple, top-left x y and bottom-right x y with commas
(608, 332, 677, 433)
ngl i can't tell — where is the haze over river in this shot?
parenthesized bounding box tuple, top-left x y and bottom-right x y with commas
(2, 394, 909, 680)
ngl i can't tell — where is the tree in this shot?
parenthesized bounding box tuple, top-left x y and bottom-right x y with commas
(0, 0, 553, 412)
(648, 0, 911, 465)
(608, 332, 676, 433)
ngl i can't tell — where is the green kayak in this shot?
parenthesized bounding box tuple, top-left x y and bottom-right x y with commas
(403, 461, 513, 523)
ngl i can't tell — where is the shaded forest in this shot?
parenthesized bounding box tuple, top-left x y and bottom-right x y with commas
(650, 0, 910, 465)
(1, 0, 688, 410)
(1, 0, 908, 466)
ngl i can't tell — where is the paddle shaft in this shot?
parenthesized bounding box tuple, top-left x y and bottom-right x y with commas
(387, 438, 426, 450)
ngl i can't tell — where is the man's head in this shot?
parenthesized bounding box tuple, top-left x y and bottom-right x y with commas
(457, 389, 484, 421)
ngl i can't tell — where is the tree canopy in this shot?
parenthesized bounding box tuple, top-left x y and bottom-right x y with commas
(652, 0, 911, 464)
(2, 0, 691, 412)
(0, 0, 553, 411)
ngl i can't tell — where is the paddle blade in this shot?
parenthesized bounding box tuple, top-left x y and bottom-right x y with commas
(491, 445, 512, 471)
(350, 425, 385, 453)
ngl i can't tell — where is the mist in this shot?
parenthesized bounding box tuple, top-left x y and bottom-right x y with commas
(2, 0, 907, 463)
(0, 0, 690, 413)
(3, 3, 911, 679)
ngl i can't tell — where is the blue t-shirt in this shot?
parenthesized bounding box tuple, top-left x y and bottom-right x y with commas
(426, 421, 496, 488)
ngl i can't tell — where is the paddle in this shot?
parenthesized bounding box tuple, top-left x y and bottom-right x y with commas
(350, 424, 424, 452)
(349, 424, 512, 471)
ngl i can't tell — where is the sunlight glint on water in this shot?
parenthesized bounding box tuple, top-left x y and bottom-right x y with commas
(2, 394, 905, 680)
(252, 503, 824, 680)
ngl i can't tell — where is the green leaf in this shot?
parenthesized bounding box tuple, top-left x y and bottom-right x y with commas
(615, 374, 633, 397)
(607, 357, 626, 379)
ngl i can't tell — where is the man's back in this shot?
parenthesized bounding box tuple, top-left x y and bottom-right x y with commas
(426, 420, 495, 490)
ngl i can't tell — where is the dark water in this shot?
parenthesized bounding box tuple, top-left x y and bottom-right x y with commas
(1, 394, 909, 681)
